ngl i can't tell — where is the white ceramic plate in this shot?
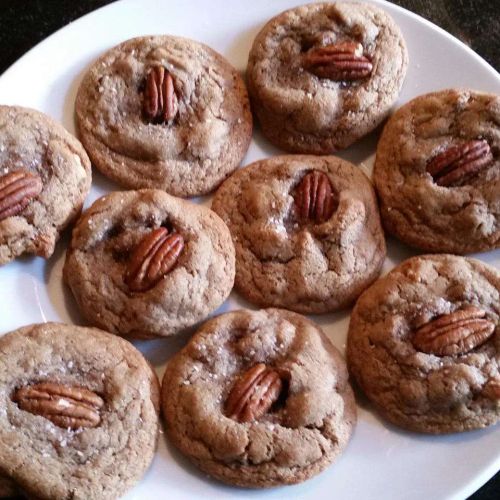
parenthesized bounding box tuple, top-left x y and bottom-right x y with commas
(0, 0, 498, 498)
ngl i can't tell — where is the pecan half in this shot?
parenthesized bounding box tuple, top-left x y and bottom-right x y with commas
(125, 227, 184, 292)
(13, 382, 104, 429)
(294, 170, 337, 223)
(482, 378, 500, 400)
(426, 139, 493, 187)
(412, 306, 495, 356)
(0, 171, 43, 222)
(225, 363, 283, 423)
(143, 66, 179, 124)
(303, 42, 373, 81)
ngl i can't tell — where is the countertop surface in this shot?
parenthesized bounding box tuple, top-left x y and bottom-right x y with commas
(0, 1, 498, 499)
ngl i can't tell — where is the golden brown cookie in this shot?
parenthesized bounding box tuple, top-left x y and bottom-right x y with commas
(374, 89, 500, 254)
(247, 2, 408, 153)
(0, 322, 160, 499)
(76, 35, 252, 197)
(162, 308, 356, 487)
(64, 189, 235, 339)
(212, 155, 386, 313)
(347, 254, 500, 433)
(0, 105, 91, 265)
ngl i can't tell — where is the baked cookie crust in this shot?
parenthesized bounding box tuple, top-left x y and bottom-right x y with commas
(212, 155, 386, 313)
(76, 35, 252, 197)
(374, 89, 500, 254)
(247, 2, 408, 153)
(64, 189, 235, 339)
(162, 308, 356, 487)
(0, 105, 91, 264)
(0, 322, 160, 499)
(347, 254, 500, 433)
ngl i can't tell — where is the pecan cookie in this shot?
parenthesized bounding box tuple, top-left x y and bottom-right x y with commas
(247, 2, 408, 153)
(162, 308, 356, 487)
(0, 322, 160, 499)
(0, 105, 91, 265)
(374, 89, 500, 253)
(76, 35, 252, 197)
(212, 155, 386, 313)
(347, 254, 500, 433)
(64, 189, 235, 339)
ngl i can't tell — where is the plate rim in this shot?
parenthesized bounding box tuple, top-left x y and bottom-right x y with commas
(1, 0, 499, 84)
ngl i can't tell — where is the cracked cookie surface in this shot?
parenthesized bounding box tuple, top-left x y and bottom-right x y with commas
(373, 89, 500, 254)
(64, 189, 235, 339)
(76, 35, 252, 197)
(0, 105, 91, 265)
(212, 155, 386, 313)
(347, 254, 500, 433)
(0, 322, 160, 500)
(247, 2, 408, 153)
(161, 308, 356, 487)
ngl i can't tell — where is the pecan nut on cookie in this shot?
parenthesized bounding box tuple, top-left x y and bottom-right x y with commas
(247, 2, 408, 153)
(347, 254, 500, 433)
(0, 323, 160, 499)
(64, 189, 235, 339)
(75, 35, 252, 197)
(0, 105, 91, 264)
(374, 89, 500, 254)
(162, 308, 356, 487)
(212, 155, 386, 313)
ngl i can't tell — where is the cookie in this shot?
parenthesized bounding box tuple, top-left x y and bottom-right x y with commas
(212, 155, 386, 313)
(75, 35, 252, 197)
(247, 2, 408, 154)
(162, 308, 356, 487)
(373, 89, 500, 254)
(347, 254, 500, 434)
(64, 189, 235, 339)
(0, 322, 160, 499)
(0, 105, 91, 265)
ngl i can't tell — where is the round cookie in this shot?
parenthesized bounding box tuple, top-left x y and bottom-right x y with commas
(64, 189, 235, 339)
(0, 105, 91, 265)
(373, 89, 500, 254)
(76, 35, 252, 197)
(0, 322, 160, 499)
(247, 2, 408, 154)
(162, 308, 356, 487)
(212, 155, 386, 313)
(347, 254, 500, 434)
